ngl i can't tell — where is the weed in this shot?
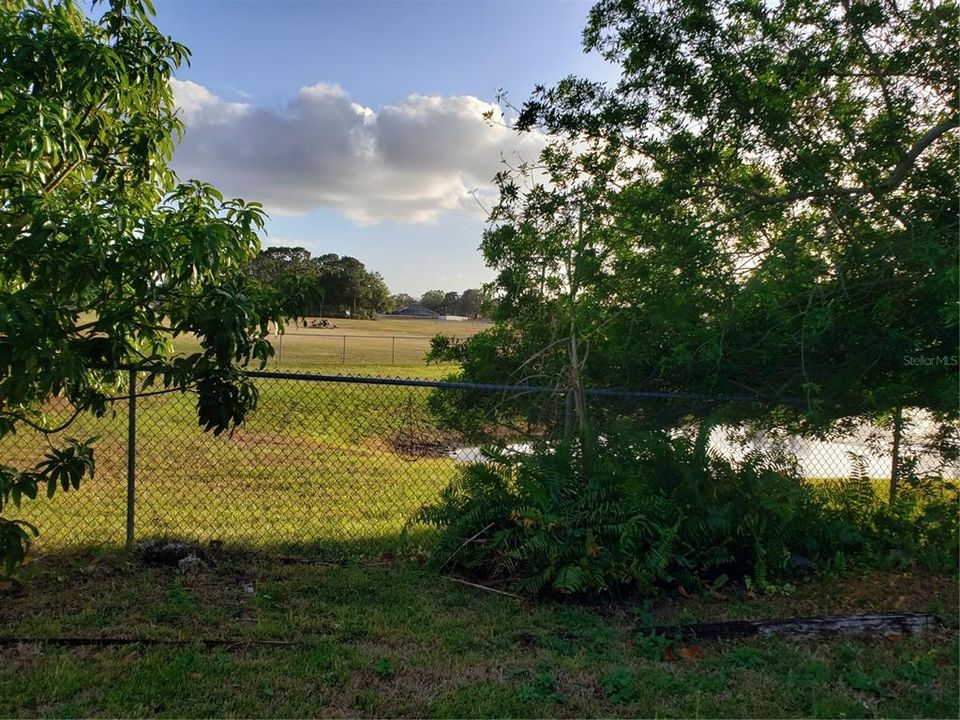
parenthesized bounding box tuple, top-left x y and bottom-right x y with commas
(517, 672, 564, 705)
(372, 657, 395, 679)
(601, 667, 640, 704)
(634, 631, 671, 661)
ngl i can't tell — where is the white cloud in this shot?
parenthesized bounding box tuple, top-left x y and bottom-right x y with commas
(170, 79, 545, 225)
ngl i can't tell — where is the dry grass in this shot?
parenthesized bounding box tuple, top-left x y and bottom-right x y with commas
(173, 317, 491, 368)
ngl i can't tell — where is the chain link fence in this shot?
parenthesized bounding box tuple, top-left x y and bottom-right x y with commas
(271, 333, 440, 366)
(1, 370, 956, 557)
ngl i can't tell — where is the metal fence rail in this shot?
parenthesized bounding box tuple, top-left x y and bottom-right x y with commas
(267, 331, 481, 366)
(1, 370, 955, 557)
(271, 333, 440, 366)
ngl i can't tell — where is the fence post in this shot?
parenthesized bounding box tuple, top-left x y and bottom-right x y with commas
(126, 366, 137, 549)
(889, 405, 903, 503)
(564, 389, 574, 443)
(392, 336, 396, 365)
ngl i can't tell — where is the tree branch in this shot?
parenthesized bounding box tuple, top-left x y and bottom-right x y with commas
(744, 117, 958, 209)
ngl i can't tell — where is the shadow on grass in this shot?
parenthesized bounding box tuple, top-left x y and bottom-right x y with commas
(26, 525, 443, 569)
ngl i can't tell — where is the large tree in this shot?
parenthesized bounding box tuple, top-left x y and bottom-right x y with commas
(389, 292, 417, 311)
(243, 246, 390, 319)
(419, 289, 447, 313)
(456, 288, 484, 319)
(0, 0, 302, 573)
(244, 246, 314, 285)
(315, 254, 390, 318)
(440, 0, 957, 432)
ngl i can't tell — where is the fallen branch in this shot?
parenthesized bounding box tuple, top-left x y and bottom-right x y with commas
(438, 522, 495, 572)
(650, 612, 939, 640)
(442, 575, 525, 600)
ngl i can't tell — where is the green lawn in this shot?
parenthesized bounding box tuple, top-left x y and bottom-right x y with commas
(1, 362, 465, 556)
(1, 553, 956, 718)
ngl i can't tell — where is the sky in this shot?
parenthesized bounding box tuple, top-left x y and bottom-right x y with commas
(144, 0, 616, 296)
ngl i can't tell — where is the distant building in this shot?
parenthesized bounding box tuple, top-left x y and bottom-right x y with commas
(389, 303, 440, 318)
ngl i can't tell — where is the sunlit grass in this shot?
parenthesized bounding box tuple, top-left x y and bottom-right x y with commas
(2, 368, 464, 555)
(172, 316, 490, 369)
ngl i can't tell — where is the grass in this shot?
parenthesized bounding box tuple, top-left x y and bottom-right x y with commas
(173, 316, 491, 369)
(2, 361, 467, 555)
(0, 551, 957, 718)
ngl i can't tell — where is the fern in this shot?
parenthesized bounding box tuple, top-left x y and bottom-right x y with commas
(409, 423, 957, 595)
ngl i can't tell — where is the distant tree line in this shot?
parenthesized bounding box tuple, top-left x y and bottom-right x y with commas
(393, 288, 488, 318)
(245, 245, 492, 320)
(244, 246, 390, 319)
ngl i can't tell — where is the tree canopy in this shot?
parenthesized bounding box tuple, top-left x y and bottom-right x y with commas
(0, 0, 304, 573)
(417, 288, 488, 317)
(244, 246, 390, 319)
(437, 0, 958, 431)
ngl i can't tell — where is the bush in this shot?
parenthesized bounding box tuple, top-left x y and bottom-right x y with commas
(411, 425, 958, 595)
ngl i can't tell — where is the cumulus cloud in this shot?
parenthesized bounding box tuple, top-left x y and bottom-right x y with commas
(170, 79, 545, 225)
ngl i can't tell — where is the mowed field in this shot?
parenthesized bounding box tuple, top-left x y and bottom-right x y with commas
(172, 317, 492, 369)
(2, 357, 473, 557)
(3, 318, 491, 557)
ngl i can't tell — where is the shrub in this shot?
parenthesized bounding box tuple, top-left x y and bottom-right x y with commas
(412, 425, 957, 595)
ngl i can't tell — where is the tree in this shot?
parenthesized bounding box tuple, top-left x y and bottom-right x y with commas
(441, 291, 460, 315)
(309, 254, 389, 318)
(419, 290, 446, 313)
(353, 269, 391, 319)
(456, 288, 484, 319)
(245, 246, 313, 285)
(442, 0, 958, 432)
(389, 293, 417, 311)
(419, 0, 958, 590)
(0, 0, 302, 574)
(242, 247, 391, 318)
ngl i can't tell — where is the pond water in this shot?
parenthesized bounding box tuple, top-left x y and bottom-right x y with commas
(447, 416, 959, 481)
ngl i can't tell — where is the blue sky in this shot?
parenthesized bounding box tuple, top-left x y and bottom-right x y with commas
(146, 0, 614, 296)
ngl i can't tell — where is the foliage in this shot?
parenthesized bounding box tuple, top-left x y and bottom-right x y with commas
(244, 246, 387, 319)
(417, 287, 488, 317)
(816, 457, 960, 573)
(438, 0, 957, 437)
(418, 289, 446, 314)
(388, 292, 417, 312)
(0, 0, 304, 574)
(243, 246, 315, 284)
(412, 425, 958, 596)
(424, 0, 959, 568)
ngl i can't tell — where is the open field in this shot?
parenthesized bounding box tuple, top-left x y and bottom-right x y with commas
(172, 317, 492, 368)
(2, 368, 463, 555)
(1, 554, 957, 718)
